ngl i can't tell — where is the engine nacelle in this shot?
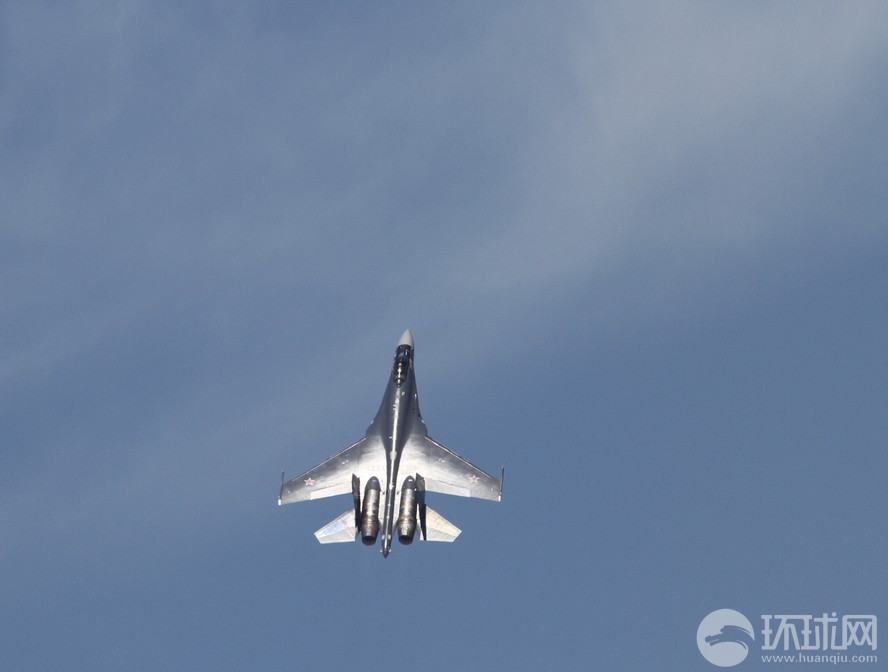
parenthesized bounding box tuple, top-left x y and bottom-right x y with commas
(396, 476, 417, 544)
(360, 477, 381, 545)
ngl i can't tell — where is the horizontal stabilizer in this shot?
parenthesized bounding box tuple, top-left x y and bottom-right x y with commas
(314, 510, 357, 543)
(419, 506, 461, 542)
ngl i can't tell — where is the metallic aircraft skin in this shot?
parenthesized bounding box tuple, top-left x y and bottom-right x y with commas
(279, 330, 502, 557)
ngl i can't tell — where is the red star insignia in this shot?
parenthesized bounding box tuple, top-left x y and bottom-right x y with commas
(304, 477, 315, 486)
(468, 474, 479, 483)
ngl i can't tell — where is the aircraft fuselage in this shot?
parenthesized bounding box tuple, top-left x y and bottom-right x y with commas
(365, 337, 424, 556)
(278, 329, 501, 557)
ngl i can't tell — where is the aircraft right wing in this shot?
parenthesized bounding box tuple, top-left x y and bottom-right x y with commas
(279, 437, 384, 504)
(403, 435, 503, 502)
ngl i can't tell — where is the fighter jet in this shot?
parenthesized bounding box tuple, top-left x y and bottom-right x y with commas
(279, 330, 503, 557)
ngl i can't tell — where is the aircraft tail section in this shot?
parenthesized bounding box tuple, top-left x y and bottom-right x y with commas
(418, 505, 461, 542)
(314, 510, 357, 543)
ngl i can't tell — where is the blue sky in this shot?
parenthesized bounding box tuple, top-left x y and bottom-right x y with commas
(2, 2, 886, 670)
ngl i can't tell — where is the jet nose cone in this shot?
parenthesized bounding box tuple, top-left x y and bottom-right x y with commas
(398, 329, 414, 348)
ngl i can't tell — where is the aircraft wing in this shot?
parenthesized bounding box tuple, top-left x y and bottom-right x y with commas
(402, 436, 502, 502)
(279, 437, 384, 504)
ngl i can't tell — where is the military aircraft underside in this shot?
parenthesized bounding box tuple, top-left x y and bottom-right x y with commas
(279, 330, 503, 557)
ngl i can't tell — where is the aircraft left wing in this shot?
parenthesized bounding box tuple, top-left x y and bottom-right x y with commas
(279, 438, 382, 504)
(402, 436, 502, 502)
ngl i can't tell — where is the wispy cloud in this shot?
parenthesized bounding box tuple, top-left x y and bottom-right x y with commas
(1, 0, 887, 595)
